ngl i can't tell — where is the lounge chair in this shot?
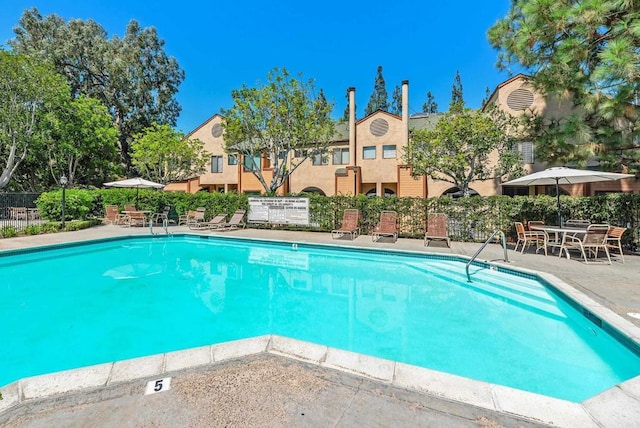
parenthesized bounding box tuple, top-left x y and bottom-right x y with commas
(424, 213, 450, 247)
(372, 210, 398, 242)
(212, 209, 246, 231)
(189, 214, 226, 230)
(104, 205, 125, 225)
(186, 208, 206, 228)
(605, 226, 627, 263)
(514, 222, 547, 255)
(331, 209, 360, 240)
(562, 224, 611, 264)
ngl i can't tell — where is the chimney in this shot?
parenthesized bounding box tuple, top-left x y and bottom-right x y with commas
(402, 80, 409, 145)
(348, 87, 356, 166)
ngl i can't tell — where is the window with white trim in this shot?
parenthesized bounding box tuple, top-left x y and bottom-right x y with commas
(228, 154, 238, 165)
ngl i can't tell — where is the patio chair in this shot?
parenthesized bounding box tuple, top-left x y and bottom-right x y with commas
(186, 208, 206, 228)
(424, 213, 450, 247)
(190, 213, 226, 230)
(514, 222, 547, 255)
(153, 206, 171, 224)
(126, 211, 147, 227)
(124, 204, 136, 212)
(372, 211, 398, 243)
(178, 210, 193, 226)
(527, 220, 545, 230)
(212, 209, 246, 231)
(605, 226, 627, 264)
(104, 205, 125, 225)
(331, 209, 360, 240)
(562, 224, 611, 264)
(565, 219, 591, 227)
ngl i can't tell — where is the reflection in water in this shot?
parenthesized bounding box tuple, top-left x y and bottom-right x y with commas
(103, 264, 163, 280)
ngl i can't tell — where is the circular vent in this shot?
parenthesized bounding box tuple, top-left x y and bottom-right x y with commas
(211, 123, 223, 138)
(370, 118, 389, 137)
(506, 88, 534, 111)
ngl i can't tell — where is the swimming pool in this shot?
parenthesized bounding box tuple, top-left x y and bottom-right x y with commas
(1, 235, 639, 403)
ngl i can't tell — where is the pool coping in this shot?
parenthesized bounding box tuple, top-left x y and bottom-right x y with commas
(2, 233, 640, 426)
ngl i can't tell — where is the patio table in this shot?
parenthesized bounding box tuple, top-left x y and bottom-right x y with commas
(529, 225, 589, 259)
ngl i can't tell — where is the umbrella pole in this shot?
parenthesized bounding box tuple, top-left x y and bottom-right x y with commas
(136, 187, 139, 209)
(555, 178, 562, 226)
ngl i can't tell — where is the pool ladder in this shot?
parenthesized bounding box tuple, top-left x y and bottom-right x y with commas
(148, 218, 170, 235)
(465, 230, 509, 282)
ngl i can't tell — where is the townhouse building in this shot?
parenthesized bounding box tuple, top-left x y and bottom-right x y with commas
(166, 76, 638, 197)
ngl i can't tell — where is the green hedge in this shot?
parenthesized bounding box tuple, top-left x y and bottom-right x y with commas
(33, 190, 640, 251)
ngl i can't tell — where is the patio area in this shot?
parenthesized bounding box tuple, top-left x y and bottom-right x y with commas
(1, 225, 639, 427)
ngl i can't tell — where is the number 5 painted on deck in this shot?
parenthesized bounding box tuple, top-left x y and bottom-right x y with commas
(145, 377, 171, 395)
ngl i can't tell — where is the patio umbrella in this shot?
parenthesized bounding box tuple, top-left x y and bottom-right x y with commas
(501, 167, 634, 226)
(104, 177, 164, 207)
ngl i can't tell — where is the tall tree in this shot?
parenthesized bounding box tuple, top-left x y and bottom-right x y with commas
(131, 123, 209, 185)
(222, 68, 336, 195)
(44, 95, 120, 187)
(449, 70, 464, 113)
(342, 88, 356, 122)
(10, 8, 185, 170)
(0, 51, 69, 190)
(365, 65, 389, 116)
(390, 85, 402, 115)
(488, 0, 640, 171)
(480, 86, 492, 109)
(404, 106, 523, 197)
(422, 91, 438, 114)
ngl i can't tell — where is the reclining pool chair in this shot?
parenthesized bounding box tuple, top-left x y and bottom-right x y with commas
(331, 209, 360, 240)
(212, 209, 246, 231)
(424, 213, 450, 247)
(372, 210, 398, 243)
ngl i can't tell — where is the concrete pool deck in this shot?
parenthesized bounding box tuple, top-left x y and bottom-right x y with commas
(1, 225, 639, 427)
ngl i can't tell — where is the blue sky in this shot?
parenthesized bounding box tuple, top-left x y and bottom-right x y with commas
(1, 0, 519, 134)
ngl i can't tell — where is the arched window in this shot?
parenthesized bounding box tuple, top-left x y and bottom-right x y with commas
(300, 187, 326, 196)
(366, 188, 396, 197)
(442, 187, 479, 198)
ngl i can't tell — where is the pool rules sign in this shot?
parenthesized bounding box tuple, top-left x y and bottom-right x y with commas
(248, 197, 309, 226)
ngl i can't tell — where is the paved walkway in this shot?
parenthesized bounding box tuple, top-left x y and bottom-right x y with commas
(1, 225, 639, 427)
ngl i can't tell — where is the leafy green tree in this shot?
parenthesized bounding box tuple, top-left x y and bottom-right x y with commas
(0, 50, 69, 190)
(45, 95, 120, 187)
(404, 105, 523, 197)
(449, 70, 464, 113)
(480, 86, 492, 109)
(365, 65, 389, 116)
(131, 123, 209, 185)
(342, 88, 356, 122)
(222, 68, 336, 195)
(390, 85, 402, 115)
(10, 8, 185, 169)
(422, 91, 438, 114)
(488, 0, 640, 171)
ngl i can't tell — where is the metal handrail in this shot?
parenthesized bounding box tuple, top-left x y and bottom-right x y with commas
(466, 230, 509, 282)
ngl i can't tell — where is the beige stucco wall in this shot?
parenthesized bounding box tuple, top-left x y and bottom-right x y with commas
(190, 114, 238, 192)
(356, 112, 405, 196)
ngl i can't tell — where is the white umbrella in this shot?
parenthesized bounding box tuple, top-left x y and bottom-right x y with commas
(501, 167, 634, 225)
(104, 177, 164, 207)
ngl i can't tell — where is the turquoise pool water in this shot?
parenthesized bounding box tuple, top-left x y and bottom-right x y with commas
(1, 235, 639, 402)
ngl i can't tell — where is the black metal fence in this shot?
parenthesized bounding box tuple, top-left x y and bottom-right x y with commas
(0, 193, 42, 232)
